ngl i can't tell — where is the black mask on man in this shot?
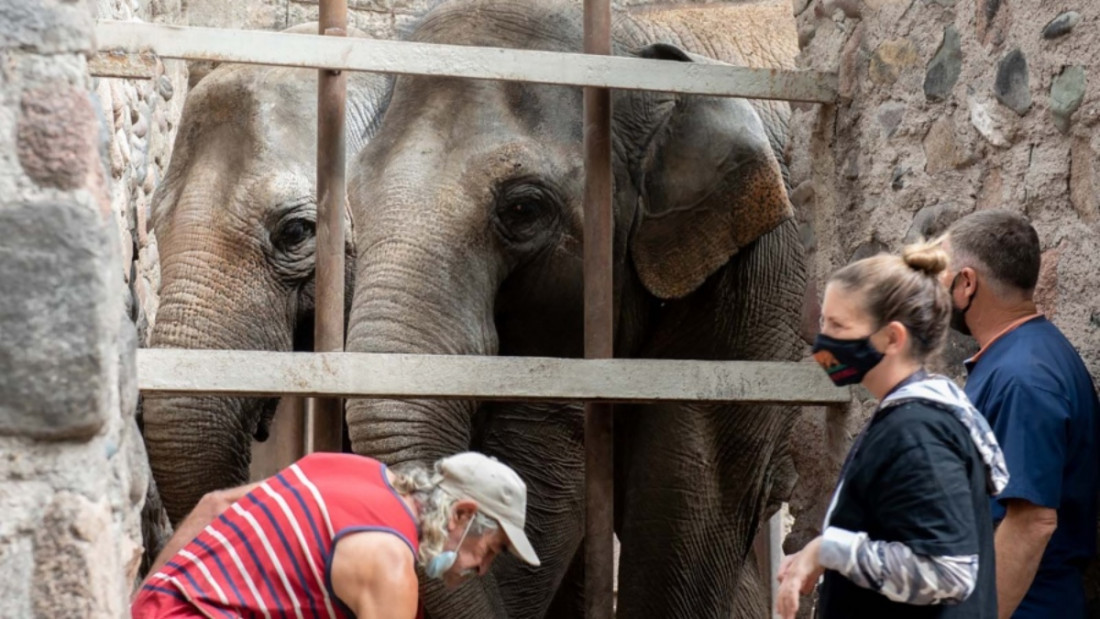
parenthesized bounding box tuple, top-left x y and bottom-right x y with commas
(949, 272, 977, 337)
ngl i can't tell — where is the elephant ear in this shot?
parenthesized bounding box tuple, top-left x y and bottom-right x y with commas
(629, 43, 793, 300)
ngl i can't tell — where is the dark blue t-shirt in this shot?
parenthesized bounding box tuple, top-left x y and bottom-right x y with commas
(965, 316, 1100, 619)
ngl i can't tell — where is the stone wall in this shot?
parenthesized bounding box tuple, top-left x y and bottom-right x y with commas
(785, 0, 1100, 610)
(0, 0, 148, 614)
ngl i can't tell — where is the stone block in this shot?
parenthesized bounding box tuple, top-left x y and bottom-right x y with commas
(923, 115, 960, 174)
(0, 201, 119, 441)
(876, 102, 906, 138)
(923, 25, 961, 102)
(0, 0, 95, 54)
(968, 94, 1013, 147)
(17, 86, 103, 191)
(904, 203, 959, 243)
(119, 316, 138, 421)
(976, 167, 1004, 211)
(1042, 11, 1080, 40)
(1050, 65, 1085, 134)
(837, 23, 865, 99)
(994, 49, 1031, 116)
(0, 536, 34, 619)
(1034, 246, 1061, 318)
(33, 492, 124, 618)
(868, 38, 919, 87)
(1070, 137, 1097, 222)
(976, 0, 1008, 46)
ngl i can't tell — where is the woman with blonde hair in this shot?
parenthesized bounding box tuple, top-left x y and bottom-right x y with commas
(777, 243, 1008, 619)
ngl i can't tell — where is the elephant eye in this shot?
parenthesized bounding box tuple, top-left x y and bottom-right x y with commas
(492, 181, 560, 246)
(273, 217, 315, 252)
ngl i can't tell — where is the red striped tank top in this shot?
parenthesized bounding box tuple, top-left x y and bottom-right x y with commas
(132, 453, 423, 619)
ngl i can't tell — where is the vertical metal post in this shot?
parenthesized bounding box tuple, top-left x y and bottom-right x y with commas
(309, 0, 348, 454)
(583, 0, 614, 616)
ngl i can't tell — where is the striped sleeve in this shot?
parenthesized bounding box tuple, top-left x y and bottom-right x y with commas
(820, 526, 978, 605)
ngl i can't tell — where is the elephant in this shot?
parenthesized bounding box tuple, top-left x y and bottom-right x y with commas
(140, 22, 391, 531)
(343, 1, 806, 617)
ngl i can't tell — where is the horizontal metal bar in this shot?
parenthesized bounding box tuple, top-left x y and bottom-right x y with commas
(137, 349, 850, 405)
(93, 21, 837, 103)
(88, 50, 157, 79)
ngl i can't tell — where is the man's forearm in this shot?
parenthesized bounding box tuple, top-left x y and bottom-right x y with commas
(142, 481, 264, 581)
(994, 510, 1056, 619)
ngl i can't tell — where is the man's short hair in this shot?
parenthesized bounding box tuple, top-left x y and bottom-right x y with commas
(947, 209, 1041, 292)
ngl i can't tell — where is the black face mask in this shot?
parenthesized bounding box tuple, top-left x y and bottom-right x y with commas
(811, 332, 885, 387)
(949, 273, 977, 337)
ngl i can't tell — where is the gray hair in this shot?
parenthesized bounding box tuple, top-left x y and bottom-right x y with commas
(390, 461, 499, 566)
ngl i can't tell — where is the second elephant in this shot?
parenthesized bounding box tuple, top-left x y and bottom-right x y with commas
(344, 1, 807, 617)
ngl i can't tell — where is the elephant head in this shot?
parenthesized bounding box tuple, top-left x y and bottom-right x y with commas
(344, 2, 805, 616)
(142, 23, 390, 525)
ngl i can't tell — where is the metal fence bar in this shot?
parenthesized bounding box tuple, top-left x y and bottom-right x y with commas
(136, 350, 850, 404)
(88, 50, 157, 79)
(582, 0, 614, 614)
(92, 21, 838, 102)
(307, 0, 348, 455)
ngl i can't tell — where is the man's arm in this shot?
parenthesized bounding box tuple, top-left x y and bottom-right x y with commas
(330, 531, 419, 619)
(994, 499, 1057, 619)
(143, 481, 263, 581)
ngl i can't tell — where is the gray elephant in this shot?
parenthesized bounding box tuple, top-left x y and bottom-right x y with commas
(343, 1, 806, 617)
(141, 23, 390, 530)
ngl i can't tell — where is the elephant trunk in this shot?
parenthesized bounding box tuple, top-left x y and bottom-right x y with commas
(345, 200, 502, 466)
(142, 395, 253, 524)
(145, 249, 290, 524)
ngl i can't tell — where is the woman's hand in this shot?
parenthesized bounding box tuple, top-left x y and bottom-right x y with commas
(776, 536, 826, 619)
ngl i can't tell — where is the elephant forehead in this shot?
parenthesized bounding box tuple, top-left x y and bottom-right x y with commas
(462, 140, 579, 183)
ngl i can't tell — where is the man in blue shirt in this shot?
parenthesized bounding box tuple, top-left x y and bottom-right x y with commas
(942, 209, 1100, 618)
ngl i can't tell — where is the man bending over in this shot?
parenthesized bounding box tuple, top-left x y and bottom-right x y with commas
(132, 451, 540, 618)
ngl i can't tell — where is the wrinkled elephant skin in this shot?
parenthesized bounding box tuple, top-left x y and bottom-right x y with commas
(343, 2, 806, 618)
(142, 23, 390, 530)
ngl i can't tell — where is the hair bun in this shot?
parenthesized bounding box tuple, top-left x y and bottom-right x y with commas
(902, 241, 949, 276)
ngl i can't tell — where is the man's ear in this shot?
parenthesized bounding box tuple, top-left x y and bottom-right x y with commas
(450, 499, 479, 529)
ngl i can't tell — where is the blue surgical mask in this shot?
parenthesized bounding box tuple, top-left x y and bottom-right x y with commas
(425, 516, 475, 579)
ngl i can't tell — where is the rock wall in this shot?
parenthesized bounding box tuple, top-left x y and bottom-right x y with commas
(0, 0, 149, 614)
(785, 0, 1100, 611)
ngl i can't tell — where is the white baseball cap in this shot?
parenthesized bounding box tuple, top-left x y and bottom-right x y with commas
(437, 452, 540, 567)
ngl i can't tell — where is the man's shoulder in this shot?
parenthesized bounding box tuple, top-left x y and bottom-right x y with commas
(330, 531, 419, 614)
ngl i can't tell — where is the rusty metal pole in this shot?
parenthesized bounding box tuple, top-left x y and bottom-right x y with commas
(308, 0, 348, 454)
(583, 0, 614, 615)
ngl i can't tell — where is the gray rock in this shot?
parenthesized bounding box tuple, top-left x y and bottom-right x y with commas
(968, 94, 1012, 147)
(995, 49, 1032, 116)
(924, 26, 962, 101)
(850, 240, 890, 262)
(891, 166, 910, 191)
(0, 0, 95, 54)
(1050, 65, 1086, 134)
(904, 203, 959, 243)
(877, 102, 906, 138)
(156, 75, 175, 101)
(0, 201, 119, 440)
(119, 316, 138, 420)
(1042, 11, 1080, 40)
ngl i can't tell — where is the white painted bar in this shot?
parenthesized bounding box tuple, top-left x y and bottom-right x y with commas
(137, 349, 850, 404)
(93, 21, 838, 103)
